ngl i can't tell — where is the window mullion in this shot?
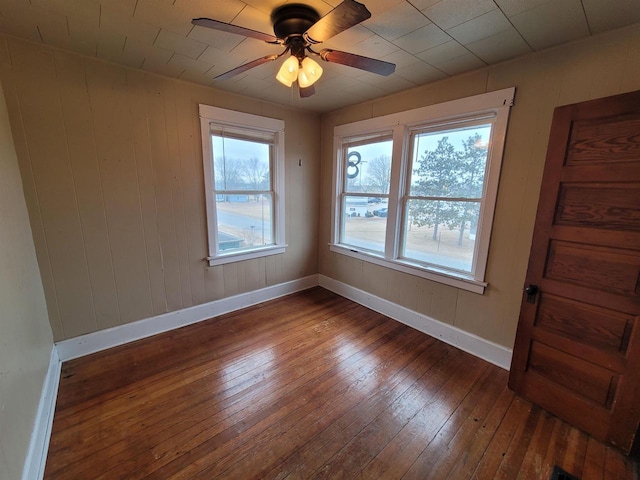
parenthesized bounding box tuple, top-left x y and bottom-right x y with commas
(384, 125, 407, 260)
(407, 196, 483, 202)
(214, 189, 270, 196)
(330, 137, 343, 246)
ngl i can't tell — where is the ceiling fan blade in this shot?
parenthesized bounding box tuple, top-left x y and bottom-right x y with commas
(299, 84, 315, 98)
(214, 55, 280, 81)
(192, 18, 279, 43)
(319, 49, 396, 76)
(304, 0, 371, 43)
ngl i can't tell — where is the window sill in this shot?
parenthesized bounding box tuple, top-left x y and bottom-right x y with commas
(329, 244, 487, 294)
(206, 245, 286, 267)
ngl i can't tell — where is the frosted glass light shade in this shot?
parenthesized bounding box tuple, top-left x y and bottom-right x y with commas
(298, 57, 323, 88)
(276, 56, 299, 87)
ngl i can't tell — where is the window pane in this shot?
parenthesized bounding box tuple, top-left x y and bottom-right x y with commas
(341, 195, 388, 253)
(403, 199, 480, 273)
(212, 135, 271, 191)
(410, 124, 491, 198)
(344, 139, 392, 194)
(216, 194, 273, 252)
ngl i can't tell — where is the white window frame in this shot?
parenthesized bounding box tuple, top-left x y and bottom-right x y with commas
(330, 88, 515, 294)
(200, 105, 286, 266)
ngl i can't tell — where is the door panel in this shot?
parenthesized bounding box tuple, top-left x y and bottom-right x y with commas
(566, 114, 640, 164)
(535, 294, 632, 353)
(527, 340, 617, 407)
(545, 241, 640, 295)
(509, 90, 640, 454)
(556, 183, 640, 230)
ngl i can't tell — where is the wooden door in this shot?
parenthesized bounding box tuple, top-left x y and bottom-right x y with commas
(508, 90, 640, 454)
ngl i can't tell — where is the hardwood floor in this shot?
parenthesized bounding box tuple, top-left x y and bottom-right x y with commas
(45, 287, 638, 480)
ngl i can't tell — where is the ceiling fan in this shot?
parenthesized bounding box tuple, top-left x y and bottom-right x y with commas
(192, 0, 396, 97)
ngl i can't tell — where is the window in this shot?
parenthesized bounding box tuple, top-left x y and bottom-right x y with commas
(331, 88, 514, 293)
(339, 132, 393, 254)
(200, 105, 285, 266)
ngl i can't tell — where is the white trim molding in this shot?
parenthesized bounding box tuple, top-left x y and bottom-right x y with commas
(199, 104, 286, 267)
(318, 275, 512, 370)
(56, 275, 318, 362)
(22, 346, 61, 480)
(56, 272, 512, 368)
(330, 88, 515, 294)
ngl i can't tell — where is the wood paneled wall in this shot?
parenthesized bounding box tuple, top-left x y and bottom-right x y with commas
(0, 78, 53, 480)
(319, 24, 640, 349)
(3, 24, 639, 352)
(0, 35, 320, 341)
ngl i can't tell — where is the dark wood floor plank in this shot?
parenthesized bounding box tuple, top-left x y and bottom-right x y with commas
(47, 296, 379, 474)
(55, 289, 347, 414)
(193, 332, 442, 479)
(469, 396, 536, 480)
(403, 366, 509, 480)
(265, 341, 455, 480)
(308, 354, 490, 480)
(378, 361, 493, 480)
(147, 326, 430, 478)
(47, 290, 347, 473)
(47, 302, 357, 471)
(55, 307, 399, 479)
(540, 419, 572, 480)
(492, 400, 542, 480)
(584, 436, 607, 480)
(515, 411, 558, 480)
(98, 318, 413, 479)
(339, 350, 476, 480)
(43, 287, 639, 480)
(605, 444, 636, 480)
(559, 427, 589, 479)
(442, 387, 515, 480)
(270, 346, 469, 480)
(50, 293, 333, 438)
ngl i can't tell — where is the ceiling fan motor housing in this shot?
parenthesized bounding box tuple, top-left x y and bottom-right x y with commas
(271, 4, 320, 39)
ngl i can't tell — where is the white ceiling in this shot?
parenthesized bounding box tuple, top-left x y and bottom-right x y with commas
(0, 0, 639, 112)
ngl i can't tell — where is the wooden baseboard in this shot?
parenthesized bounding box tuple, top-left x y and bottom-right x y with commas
(22, 346, 61, 480)
(318, 275, 512, 370)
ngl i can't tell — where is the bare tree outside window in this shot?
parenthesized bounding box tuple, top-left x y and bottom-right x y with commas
(214, 156, 244, 191)
(241, 157, 270, 194)
(366, 155, 391, 194)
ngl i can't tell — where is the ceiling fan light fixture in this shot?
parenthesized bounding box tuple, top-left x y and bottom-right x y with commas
(276, 55, 299, 87)
(195, 1, 396, 97)
(298, 56, 323, 88)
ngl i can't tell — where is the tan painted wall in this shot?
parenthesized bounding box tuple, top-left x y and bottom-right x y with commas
(319, 24, 640, 349)
(0, 35, 320, 342)
(0, 81, 53, 479)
